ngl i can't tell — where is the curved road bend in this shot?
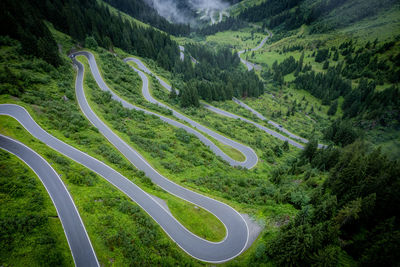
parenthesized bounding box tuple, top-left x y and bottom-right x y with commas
(0, 134, 99, 267)
(72, 51, 257, 169)
(125, 57, 307, 149)
(235, 30, 326, 148)
(73, 52, 256, 168)
(0, 104, 249, 263)
(124, 57, 258, 168)
(71, 55, 251, 261)
(179, 45, 185, 61)
(232, 97, 309, 144)
(203, 103, 305, 149)
(237, 29, 273, 71)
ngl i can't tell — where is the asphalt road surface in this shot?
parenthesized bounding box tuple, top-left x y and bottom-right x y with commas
(71, 54, 251, 262)
(74, 51, 257, 169)
(237, 30, 273, 71)
(232, 97, 309, 144)
(123, 55, 258, 169)
(0, 132, 99, 267)
(203, 103, 305, 149)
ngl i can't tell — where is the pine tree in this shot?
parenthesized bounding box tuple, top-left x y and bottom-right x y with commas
(327, 100, 338, 116)
(333, 50, 339, 61)
(169, 85, 177, 99)
(323, 60, 330, 70)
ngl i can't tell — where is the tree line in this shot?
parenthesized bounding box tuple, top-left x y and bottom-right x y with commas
(238, 0, 398, 33)
(197, 17, 247, 36)
(2, 0, 182, 72)
(171, 43, 264, 107)
(103, 0, 191, 36)
(0, 0, 62, 66)
(256, 140, 400, 266)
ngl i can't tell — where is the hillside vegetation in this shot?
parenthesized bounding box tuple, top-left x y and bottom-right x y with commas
(1, 0, 399, 266)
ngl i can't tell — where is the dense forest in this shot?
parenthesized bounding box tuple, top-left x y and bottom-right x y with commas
(197, 17, 247, 36)
(1, 0, 180, 71)
(172, 44, 264, 106)
(262, 35, 400, 147)
(0, 0, 62, 66)
(103, 0, 191, 36)
(238, 0, 399, 32)
(255, 141, 400, 266)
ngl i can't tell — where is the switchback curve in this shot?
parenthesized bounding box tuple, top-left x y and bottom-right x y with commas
(0, 134, 99, 267)
(123, 55, 258, 169)
(71, 54, 251, 262)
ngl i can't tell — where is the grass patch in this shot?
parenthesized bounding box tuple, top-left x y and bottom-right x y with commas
(0, 115, 201, 266)
(77, 55, 228, 242)
(0, 147, 74, 267)
(168, 198, 227, 242)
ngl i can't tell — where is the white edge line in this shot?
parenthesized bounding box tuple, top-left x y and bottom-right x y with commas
(0, 106, 248, 263)
(74, 58, 235, 244)
(73, 56, 251, 261)
(124, 57, 260, 168)
(0, 134, 100, 267)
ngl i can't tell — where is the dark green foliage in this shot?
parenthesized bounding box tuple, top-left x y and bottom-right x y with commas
(239, 0, 304, 28)
(322, 60, 330, 70)
(85, 36, 98, 50)
(339, 39, 400, 83)
(294, 66, 351, 103)
(239, 0, 398, 33)
(301, 139, 318, 161)
(179, 83, 199, 108)
(0, 0, 61, 66)
(342, 79, 400, 126)
(310, 146, 340, 171)
(198, 17, 247, 36)
(258, 143, 400, 266)
(28, 0, 180, 71)
(175, 44, 264, 101)
(333, 50, 339, 61)
(324, 119, 359, 146)
(327, 99, 338, 116)
(103, 0, 190, 36)
(315, 48, 329, 63)
(282, 140, 290, 151)
(169, 87, 178, 100)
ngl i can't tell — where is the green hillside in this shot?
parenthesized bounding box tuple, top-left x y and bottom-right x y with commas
(1, 0, 399, 266)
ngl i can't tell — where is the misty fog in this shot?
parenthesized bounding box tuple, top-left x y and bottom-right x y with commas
(144, 0, 231, 25)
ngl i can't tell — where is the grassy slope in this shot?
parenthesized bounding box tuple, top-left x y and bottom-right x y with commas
(78, 47, 307, 266)
(126, 60, 246, 162)
(0, 116, 200, 266)
(0, 149, 74, 266)
(77, 54, 227, 242)
(206, 27, 267, 50)
(229, 0, 267, 17)
(203, 4, 400, 154)
(0, 33, 201, 264)
(98, 0, 151, 30)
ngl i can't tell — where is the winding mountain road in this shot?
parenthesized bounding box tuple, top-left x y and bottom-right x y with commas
(0, 133, 99, 267)
(234, 31, 325, 148)
(0, 101, 248, 264)
(203, 103, 305, 149)
(125, 54, 308, 149)
(237, 29, 273, 71)
(75, 51, 257, 168)
(70, 53, 250, 262)
(122, 55, 258, 169)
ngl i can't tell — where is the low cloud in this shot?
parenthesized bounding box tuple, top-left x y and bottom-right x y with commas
(145, 0, 230, 25)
